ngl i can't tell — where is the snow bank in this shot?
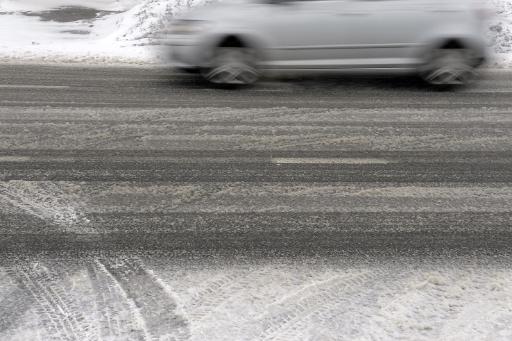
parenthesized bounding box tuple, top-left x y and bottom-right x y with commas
(0, 0, 511, 66)
(488, 0, 512, 67)
(110, 0, 207, 43)
(0, 11, 154, 65)
(0, 0, 204, 65)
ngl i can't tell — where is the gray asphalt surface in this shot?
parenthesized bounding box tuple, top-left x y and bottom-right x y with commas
(0, 64, 511, 254)
(1, 64, 512, 341)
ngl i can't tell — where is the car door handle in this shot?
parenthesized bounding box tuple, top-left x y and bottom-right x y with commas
(336, 12, 368, 16)
(428, 9, 461, 13)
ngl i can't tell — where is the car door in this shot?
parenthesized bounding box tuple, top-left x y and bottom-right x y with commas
(334, 0, 433, 68)
(254, 0, 351, 69)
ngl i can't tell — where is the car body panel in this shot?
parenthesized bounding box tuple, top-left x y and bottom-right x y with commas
(161, 0, 488, 75)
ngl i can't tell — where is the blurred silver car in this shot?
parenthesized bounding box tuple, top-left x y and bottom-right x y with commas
(162, 0, 489, 86)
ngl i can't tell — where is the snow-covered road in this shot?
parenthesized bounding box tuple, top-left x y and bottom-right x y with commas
(0, 64, 511, 340)
(3, 252, 512, 341)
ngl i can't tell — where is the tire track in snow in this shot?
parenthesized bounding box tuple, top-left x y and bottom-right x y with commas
(87, 262, 147, 341)
(97, 256, 190, 341)
(264, 267, 413, 341)
(0, 284, 35, 338)
(185, 271, 253, 323)
(251, 269, 384, 341)
(0, 182, 89, 229)
(5, 262, 97, 341)
(185, 266, 342, 341)
(374, 268, 512, 341)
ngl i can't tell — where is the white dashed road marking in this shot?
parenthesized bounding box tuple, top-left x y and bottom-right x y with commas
(0, 85, 70, 89)
(271, 157, 390, 164)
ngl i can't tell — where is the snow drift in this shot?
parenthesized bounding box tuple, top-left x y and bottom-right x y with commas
(0, 0, 206, 64)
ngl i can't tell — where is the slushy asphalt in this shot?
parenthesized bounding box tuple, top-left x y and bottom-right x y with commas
(1, 64, 512, 341)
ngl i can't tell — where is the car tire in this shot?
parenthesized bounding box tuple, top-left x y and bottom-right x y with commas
(202, 47, 259, 86)
(420, 48, 476, 88)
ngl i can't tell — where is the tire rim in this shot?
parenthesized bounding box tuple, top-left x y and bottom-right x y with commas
(204, 48, 258, 85)
(422, 49, 475, 86)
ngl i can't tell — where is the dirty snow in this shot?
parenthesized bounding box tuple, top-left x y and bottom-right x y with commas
(0, 0, 140, 11)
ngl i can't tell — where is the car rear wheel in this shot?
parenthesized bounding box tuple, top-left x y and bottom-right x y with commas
(202, 47, 259, 86)
(421, 48, 476, 87)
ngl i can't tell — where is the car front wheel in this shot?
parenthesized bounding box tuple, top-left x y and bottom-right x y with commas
(420, 48, 476, 87)
(202, 47, 259, 86)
